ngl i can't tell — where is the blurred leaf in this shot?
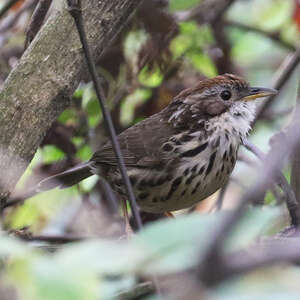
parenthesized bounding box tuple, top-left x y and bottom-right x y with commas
(58, 109, 78, 125)
(76, 145, 92, 161)
(169, 0, 201, 11)
(42, 145, 65, 164)
(171, 22, 213, 57)
(120, 88, 151, 125)
(188, 51, 217, 77)
(138, 67, 164, 88)
(124, 30, 148, 73)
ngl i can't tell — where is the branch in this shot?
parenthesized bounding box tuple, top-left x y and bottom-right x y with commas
(174, 0, 236, 25)
(0, 0, 20, 19)
(224, 20, 296, 52)
(0, 0, 142, 205)
(244, 140, 299, 226)
(24, 0, 52, 49)
(291, 84, 300, 207)
(254, 49, 300, 124)
(203, 237, 300, 286)
(67, 0, 142, 230)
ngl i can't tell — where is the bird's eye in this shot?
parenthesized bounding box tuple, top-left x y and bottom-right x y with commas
(220, 90, 232, 101)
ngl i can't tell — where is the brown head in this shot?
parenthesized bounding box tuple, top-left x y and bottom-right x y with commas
(167, 74, 277, 130)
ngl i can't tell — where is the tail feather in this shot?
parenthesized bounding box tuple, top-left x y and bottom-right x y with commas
(37, 162, 94, 191)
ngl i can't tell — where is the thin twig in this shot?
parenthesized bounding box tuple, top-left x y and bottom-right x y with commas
(291, 85, 300, 208)
(0, 0, 20, 19)
(24, 0, 52, 49)
(174, 0, 236, 24)
(201, 237, 300, 286)
(254, 50, 300, 124)
(244, 140, 299, 226)
(67, 0, 142, 230)
(224, 20, 296, 52)
(15, 233, 83, 243)
(0, 0, 38, 34)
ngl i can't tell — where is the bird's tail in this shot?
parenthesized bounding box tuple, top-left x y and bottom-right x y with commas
(37, 162, 94, 192)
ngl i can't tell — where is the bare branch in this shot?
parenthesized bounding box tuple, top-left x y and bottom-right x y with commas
(224, 20, 296, 52)
(244, 140, 299, 226)
(254, 50, 300, 124)
(24, 0, 53, 49)
(67, 0, 142, 229)
(0, 0, 20, 19)
(174, 0, 236, 25)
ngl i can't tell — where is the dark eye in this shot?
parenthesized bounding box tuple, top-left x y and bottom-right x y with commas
(220, 90, 232, 101)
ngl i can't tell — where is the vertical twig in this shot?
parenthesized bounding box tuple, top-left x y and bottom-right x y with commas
(291, 83, 300, 207)
(0, 0, 20, 19)
(24, 0, 52, 49)
(254, 50, 300, 123)
(244, 140, 299, 226)
(67, 0, 142, 230)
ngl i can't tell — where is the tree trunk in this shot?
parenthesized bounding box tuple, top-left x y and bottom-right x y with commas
(0, 0, 142, 203)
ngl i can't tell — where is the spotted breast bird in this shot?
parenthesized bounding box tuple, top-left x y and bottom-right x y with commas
(38, 74, 277, 213)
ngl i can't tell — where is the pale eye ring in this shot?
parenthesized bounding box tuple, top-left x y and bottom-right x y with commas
(220, 90, 232, 101)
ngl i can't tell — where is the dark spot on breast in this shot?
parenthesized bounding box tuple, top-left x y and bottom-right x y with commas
(186, 174, 196, 185)
(152, 197, 158, 203)
(198, 121, 205, 129)
(173, 177, 182, 186)
(213, 136, 221, 148)
(205, 151, 217, 176)
(229, 144, 233, 157)
(191, 165, 198, 173)
(230, 156, 235, 166)
(184, 168, 190, 176)
(162, 143, 173, 152)
(166, 176, 182, 200)
(198, 166, 205, 175)
(191, 181, 201, 194)
(223, 151, 227, 160)
(155, 176, 166, 186)
(180, 142, 208, 158)
(181, 189, 186, 196)
(129, 176, 137, 186)
(234, 112, 242, 117)
(137, 178, 148, 189)
(170, 136, 181, 145)
(180, 134, 193, 143)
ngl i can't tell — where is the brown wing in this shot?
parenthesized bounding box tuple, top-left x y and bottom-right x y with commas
(91, 111, 176, 168)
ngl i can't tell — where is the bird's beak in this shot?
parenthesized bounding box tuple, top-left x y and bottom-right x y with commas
(242, 87, 278, 102)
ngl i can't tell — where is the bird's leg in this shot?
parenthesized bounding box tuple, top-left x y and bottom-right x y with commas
(121, 198, 134, 237)
(165, 212, 175, 218)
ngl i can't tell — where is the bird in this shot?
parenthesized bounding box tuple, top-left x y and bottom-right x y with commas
(38, 74, 277, 213)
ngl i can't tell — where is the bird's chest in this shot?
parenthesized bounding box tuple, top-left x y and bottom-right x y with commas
(131, 132, 240, 213)
(171, 133, 239, 204)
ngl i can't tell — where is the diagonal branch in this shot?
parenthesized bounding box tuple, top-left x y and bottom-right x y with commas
(67, 0, 142, 229)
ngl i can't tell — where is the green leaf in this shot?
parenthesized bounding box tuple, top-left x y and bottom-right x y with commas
(169, 0, 201, 12)
(42, 145, 65, 163)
